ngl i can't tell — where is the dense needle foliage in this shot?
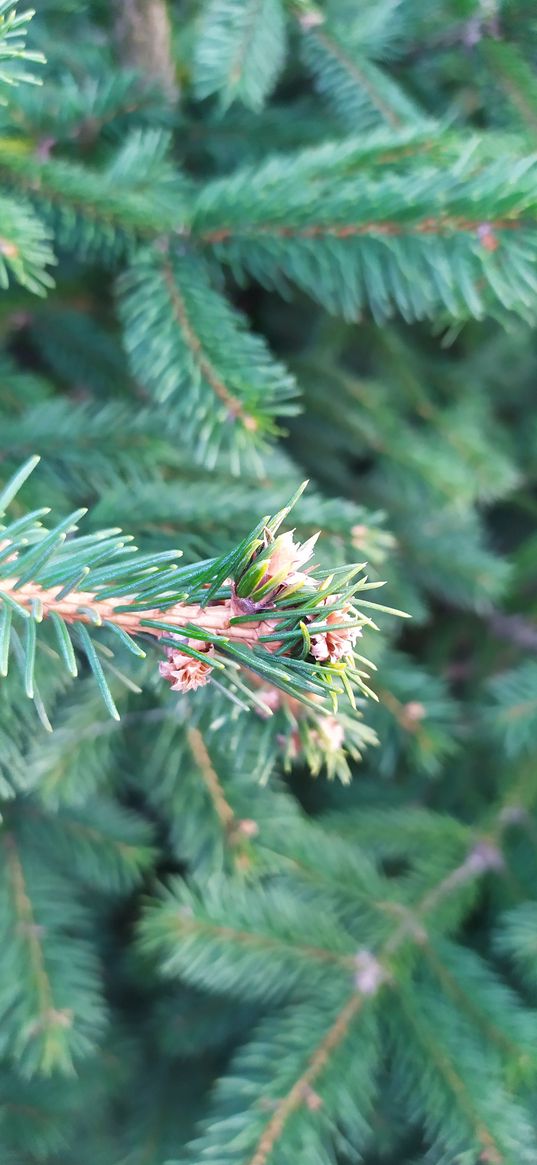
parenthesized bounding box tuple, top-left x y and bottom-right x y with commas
(1, 2, 537, 1163)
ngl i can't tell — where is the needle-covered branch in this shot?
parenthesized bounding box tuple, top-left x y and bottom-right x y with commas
(117, 246, 299, 470)
(193, 152, 537, 321)
(0, 458, 404, 724)
(141, 799, 529, 1165)
(0, 0, 44, 89)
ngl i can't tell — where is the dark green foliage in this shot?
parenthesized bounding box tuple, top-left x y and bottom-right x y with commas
(1, 1, 537, 1163)
(118, 246, 298, 466)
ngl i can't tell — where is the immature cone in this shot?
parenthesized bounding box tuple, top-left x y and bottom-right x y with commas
(237, 530, 319, 606)
(159, 642, 215, 693)
(311, 603, 362, 663)
(157, 530, 361, 697)
(264, 531, 318, 585)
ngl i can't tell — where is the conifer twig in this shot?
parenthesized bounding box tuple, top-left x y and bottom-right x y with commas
(242, 809, 518, 1165)
(0, 460, 398, 713)
(301, 23, 404, 129)
(0, 573, 267, 644)
(2, 831, 73, 1069)
(246, 993, 366, 1165)
(200, 215, 526, 244)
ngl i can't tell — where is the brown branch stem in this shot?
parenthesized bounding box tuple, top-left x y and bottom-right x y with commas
(247, 993, 364, 1165)
(187, 727, 236, 833)
(0, 573, 265, 648)
(200, 217, 527, 245)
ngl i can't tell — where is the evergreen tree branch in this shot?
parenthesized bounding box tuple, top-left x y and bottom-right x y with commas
(159, 253, 252, 422)
(193, 156, 537, 320)
(0, 570, 273, 642)
(0, 821, 106, 1075)
(118, 247, 298, 464)
(165, 911, 356, 970)
(2, 4, 537, 1157)
(194, 0, 287, 112)
(246, 992, 366, 1165)
(420, 940, 537, 1069)
(199, 213, 527, 244)
(131, 706, 302, 876)
(180, 807, 521, 1165)
(0, 459, 392, 716)
(314, 31, 402, 127)
(299, 18, 419, 130)
(485, 661, 537, 757)
(481, 38, 537, 133)
(2, 831, 60, 1045)
(0, 146, 178, 257)
(8, 67, 171, 148)
(0, 1073, 76, 1160)
(19, 798, 157, 893)
(183, 989, 380, 1165)
(0, 194, 55, 294)
(0, 1, 44, 90)
(392, 989, 509, 1164)
(495, 902, 537, 991)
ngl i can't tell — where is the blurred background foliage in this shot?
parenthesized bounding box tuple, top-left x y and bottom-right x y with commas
(1, 0, 537, 1162)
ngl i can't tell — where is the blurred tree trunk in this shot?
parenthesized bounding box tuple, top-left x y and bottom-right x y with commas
(114, 0, 178, 100)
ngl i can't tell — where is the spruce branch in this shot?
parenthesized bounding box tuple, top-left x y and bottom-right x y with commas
(118, 246, 298, 467)
(481, 38, 537, 133)
(4, 126, 537, 323)
(193, 155, 537, 320)
(194, 0, 287, 112)
(2, 831, 62, 1061)
(389, 984, 519, 1164)
(0, 195, 55, 295)
(7, 66, 171, 150)
(2, 1, 537, 1158)
(14, 796, 156, 894)
(485, 661, 537, 758)
(168, 801, 526, 1165)
(496, 902, 537, 992)
(419, 939, 537, 1072)
(0, 821, 105, 1075)
(0, 458, 402, 722)
(0, 143, 179, 259)
(186, 726, 236, 836)
(0, 1, 44, 91)
(180, 988, 380, 1165)
(132, 705, 292, 875)
(298, 13, 423, 130)
(244, 992, 369, 1165)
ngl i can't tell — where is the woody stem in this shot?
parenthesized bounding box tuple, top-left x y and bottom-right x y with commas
(0, 576, 264, 647)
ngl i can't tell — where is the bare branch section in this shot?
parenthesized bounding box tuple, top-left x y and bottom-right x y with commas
(200, 216, 525, 244)
(0, 574, 263, 646)
(114, 0, 178, 101)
